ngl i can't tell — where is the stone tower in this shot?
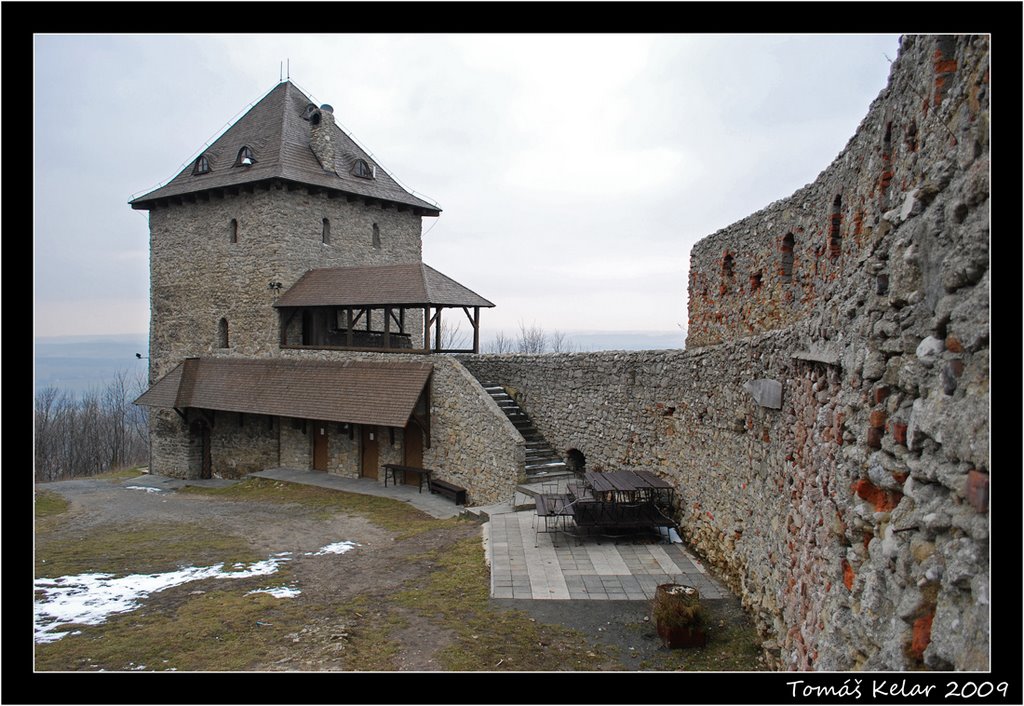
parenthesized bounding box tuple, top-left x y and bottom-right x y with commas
(132, 82, 497, 482)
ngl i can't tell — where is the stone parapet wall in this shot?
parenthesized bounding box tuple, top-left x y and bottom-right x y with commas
(459, 34, 989, 672)
(686, 35, 989, 349)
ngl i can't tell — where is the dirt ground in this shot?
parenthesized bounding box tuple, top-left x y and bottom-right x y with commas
(34, 475, 766, 673)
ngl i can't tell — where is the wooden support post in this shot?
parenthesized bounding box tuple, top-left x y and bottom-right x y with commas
(384, 306, 391, 348)
(473, 306, 480, 353)
(399, 307, 405, 334)
(346, 308, 353, 348)
(423, 306, 432, 353)
(434, 307, 442, 352)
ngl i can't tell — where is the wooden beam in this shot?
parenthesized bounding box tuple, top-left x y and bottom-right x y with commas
(346, 308, 354, 348)
(423, 306, 431, 353)
(384, 306, 391, 347)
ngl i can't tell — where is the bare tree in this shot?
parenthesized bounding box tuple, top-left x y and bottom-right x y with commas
(439, 319, 470, 351)
(34, 370, 151, 482)
(548, 330, 577, 353)
(485, 331, 514, 354)
(516, 321, 548, 354)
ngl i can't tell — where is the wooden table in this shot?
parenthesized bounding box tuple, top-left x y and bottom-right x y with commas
(565, 471, 678, 538)
(382, 464, 433, 493)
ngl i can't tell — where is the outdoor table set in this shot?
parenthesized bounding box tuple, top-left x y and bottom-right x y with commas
(534, 470, 678, 546)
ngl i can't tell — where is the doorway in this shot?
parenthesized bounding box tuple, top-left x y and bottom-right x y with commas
(360, 426, 379, 479)
(403, 420, 424, 485)
(190, 419, 212, 479)
(312, 422, 329, 471)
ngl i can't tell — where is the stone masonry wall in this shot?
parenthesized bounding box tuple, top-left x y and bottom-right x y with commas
(147, 186, 424, 382)
(461, 35, 989, 671)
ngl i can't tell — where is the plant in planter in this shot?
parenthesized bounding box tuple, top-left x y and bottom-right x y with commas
(652, 583, 708, 649)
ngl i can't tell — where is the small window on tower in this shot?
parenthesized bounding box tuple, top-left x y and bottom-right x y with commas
(229, 218, 238, 244)
(322, 218, 331, 245)
(372, 223, 381, 249)
(218, 318, 229, 348)
(235, 146, 256, 166)
(193, 154, 210, 175)
(353, 159, 374, 179)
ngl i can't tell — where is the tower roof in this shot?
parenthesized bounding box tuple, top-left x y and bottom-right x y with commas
(130, 81, 440, 215)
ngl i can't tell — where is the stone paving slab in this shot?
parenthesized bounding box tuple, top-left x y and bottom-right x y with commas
(484, 510, 726, 601)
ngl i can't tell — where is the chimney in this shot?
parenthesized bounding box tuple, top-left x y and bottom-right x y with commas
(309, 104, 336, 172)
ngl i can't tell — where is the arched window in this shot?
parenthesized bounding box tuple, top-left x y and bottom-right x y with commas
(229, 218, 238, 244)
(217, 318, 229, 348)
(372, 223, 381, 249)
(322, 218, 331, 245)
(193, 154, 210, 175)
(781, 232, 795, 283)
(235, 146, 256, 166)
(353, 159, 373, 179)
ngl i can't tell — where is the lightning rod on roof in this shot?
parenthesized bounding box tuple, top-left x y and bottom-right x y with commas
(287, 59, 290, 80)
(280, 61, 283, 82)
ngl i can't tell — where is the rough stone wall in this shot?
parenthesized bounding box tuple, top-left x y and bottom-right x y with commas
(461, 35, 989, 671)
(208, 412, 279, 479)
(147, 186, 424, 382)
(686, 35, 989, 351)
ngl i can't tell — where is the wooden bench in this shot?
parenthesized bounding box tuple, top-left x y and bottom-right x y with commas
(429, 478, 467, 505)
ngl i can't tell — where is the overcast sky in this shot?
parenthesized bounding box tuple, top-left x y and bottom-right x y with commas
(33, 33, 900, 342)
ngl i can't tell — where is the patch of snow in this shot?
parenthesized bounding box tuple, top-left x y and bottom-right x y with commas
(34, 556, 291, 643)
(305, 541, 359, 556)
(247, 586, 301, 599)
(125, 486, 163, 493)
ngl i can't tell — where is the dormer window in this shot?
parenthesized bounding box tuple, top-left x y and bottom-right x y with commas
(352, 159, 374, 179)
(193, 154, 211, 175)
(235, 146, 256, 167)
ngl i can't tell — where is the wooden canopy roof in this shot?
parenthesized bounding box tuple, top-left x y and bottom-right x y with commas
(135, 358, 432, 428)
(274, 263, 495, 309)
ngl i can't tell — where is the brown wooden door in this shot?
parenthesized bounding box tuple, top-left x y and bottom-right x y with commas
(360, 426, 379, 479)
(403, 421, 423, 485)
(312, 422, 328, 471)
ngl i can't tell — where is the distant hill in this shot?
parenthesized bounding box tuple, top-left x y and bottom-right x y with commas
(33, 330, 685, 395)
(35, 334, 149, 395)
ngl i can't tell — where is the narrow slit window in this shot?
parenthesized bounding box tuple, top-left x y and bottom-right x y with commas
(372, 223, 381, 249)
(229, 218, 238, 244)
(322, 218, 331, 245)
(781, 233, 795, 282)
(218, 318, 229, 348)
(829, 195, 842, 258)
(722, 254, 734, 279)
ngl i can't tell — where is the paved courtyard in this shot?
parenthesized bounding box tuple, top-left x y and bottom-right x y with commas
(484, 510, 726, 601)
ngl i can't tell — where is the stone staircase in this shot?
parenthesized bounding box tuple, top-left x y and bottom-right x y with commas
(479, 382, 572, 481)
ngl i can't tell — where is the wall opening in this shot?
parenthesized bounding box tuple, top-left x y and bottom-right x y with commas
(229, 218, 238, 244)
(566, 448, 586, 476)
(749, 271, 763, 292)
(781, 232, 795, 283)
(829, 195, 842, 258)
(722, 254, 734, 279)
(217, 318, 229, 348)
(322, 218, 331, 245)
(372, 223, 381, 249)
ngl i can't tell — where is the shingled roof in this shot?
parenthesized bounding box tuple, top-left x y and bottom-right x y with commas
(135, 358, 432, 428)
(274, 263, 495, 308)
(129, 81, 440, 215)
